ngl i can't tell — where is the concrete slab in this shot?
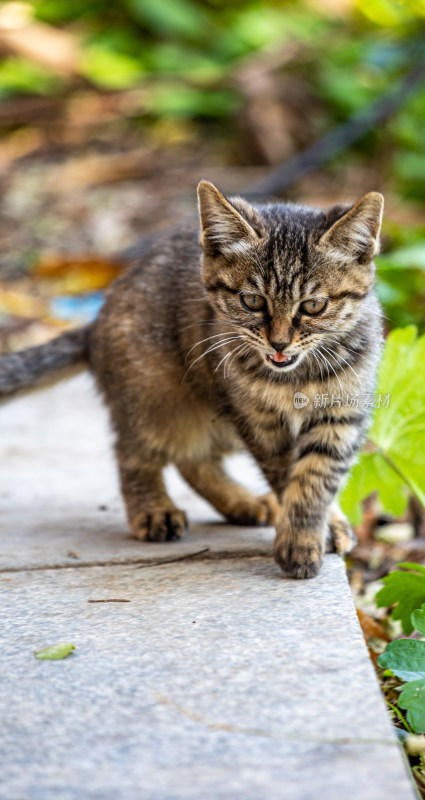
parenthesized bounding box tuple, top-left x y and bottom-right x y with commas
(0, 557, 415, 800)
(0, 373, 273, 571)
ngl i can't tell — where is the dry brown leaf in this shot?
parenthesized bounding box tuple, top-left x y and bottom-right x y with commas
(356, 608, 391, 644)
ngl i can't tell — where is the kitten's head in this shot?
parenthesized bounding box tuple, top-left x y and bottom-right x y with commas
(197, 180, 383, 374)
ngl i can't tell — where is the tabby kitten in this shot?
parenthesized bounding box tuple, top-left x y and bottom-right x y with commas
(0, 181, 384, 578)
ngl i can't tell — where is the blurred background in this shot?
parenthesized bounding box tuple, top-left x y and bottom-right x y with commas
(0, 0, 423, 352)
(0, 0, 425, 590)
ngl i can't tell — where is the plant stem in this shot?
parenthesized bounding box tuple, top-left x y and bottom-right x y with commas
(386, 701, 413, 733)
(378, 448, 423, 508)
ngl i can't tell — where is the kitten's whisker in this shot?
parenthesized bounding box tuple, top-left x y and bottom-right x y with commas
(245, 329, 268, 346)
(312, 348, 330, 384)
(365, 310, 391, 321)
(201, 336, 243, 358)
(317, 347, 344, 395)
(325, 337, 362, 356)
(225, 343, 251, 378)
(214, 340, 247, 378)
(180, 321, 217, 332)
(215, 350, 233, 376)
(312, 349, 331, 392)
(321, 344, 362, 389)
(309, 349, 324, 383)
(182, 336, 244, 382)
(320, 345, 349, 387)
(185, 331, 238, 361)
(324, 330, 368, 350)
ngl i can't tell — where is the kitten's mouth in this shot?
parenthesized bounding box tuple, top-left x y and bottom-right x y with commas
(266, 352, 299, 369)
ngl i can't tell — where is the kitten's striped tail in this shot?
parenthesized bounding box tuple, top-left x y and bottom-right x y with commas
(0, 326, 90, 399)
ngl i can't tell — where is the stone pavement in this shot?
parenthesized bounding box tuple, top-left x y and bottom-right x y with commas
(0, 374, 416, 799)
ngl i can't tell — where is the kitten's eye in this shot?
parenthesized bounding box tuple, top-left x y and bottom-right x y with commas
(300, 298, 327, 315)
(241, 294, 266, 312)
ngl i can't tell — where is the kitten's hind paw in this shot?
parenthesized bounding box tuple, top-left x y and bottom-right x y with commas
(130, 508, 188, 542)
(225, 492, 279, 527)
(326, 507, 356, 555)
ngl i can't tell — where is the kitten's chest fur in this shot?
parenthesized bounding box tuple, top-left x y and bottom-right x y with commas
(220, 370, 311, 451)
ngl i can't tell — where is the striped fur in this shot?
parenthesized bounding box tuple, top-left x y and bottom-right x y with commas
(0, 181, 384, 578)
(89, 181, 384, 577)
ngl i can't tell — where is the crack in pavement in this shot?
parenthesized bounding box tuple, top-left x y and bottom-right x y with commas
(0, 547, 272, 574)
(154, 693, 398, 747)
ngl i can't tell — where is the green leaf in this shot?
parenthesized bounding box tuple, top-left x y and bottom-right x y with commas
(377, 639, 425, 681)
(340, 441, 408, 522)
(126, 0, 209, 40)
(376, 564, 425, 634)
(339, 453, 383, 523)
(398, 678, 425, 733)
(232, 7, 296, 51)
(375, 459, 409, 517)
(376, 276, 409, 306)
(412, 604, 425, 637)
(80, 44, 143, 90)
(0, 57, 62, 96)
(341, 327, 425, 523)
(148, 85, 239, 118)
(34, 643, 75, 660)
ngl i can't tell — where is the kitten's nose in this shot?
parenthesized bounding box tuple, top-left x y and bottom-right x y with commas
(270, 339, 291, 352)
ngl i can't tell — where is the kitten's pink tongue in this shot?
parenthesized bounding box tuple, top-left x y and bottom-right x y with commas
(272, 351, 290, 363)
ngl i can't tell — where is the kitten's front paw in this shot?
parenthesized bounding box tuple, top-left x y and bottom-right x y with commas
(273, 535, 323, 579)
(226, 492, 279, 526)
(130, 507, 188, 542)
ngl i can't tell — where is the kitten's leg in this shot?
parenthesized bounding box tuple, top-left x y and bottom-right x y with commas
(178, 457, 279, 526)
(117, 445, 187, 542)
(272, 416, 362, 578)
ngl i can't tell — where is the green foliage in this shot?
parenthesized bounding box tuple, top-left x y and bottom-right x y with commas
(377, 586, 425, 733)
(412, 605, 425, 637)
(34, 642, 76, 659)
(376, 240, 425, 329)
(126, 0, 211, 40)
(0, 0, 421, 188)
(379, 242, 425, 271)
(33, 0, 107, 24)
(0, 57, 61, 97)
(148, 84, 239, 117)
(376, 563, 425, 635)
(390, 86, 425, 203)
(378, 639, 425, 681)
(340, 327, 425, 523)
(398, 679, 425, 733)
(80, 44, 144, 90)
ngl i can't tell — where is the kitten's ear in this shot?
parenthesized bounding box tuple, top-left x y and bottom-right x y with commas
(197, 180, 261, 256)
(319, 192, 384, 263)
